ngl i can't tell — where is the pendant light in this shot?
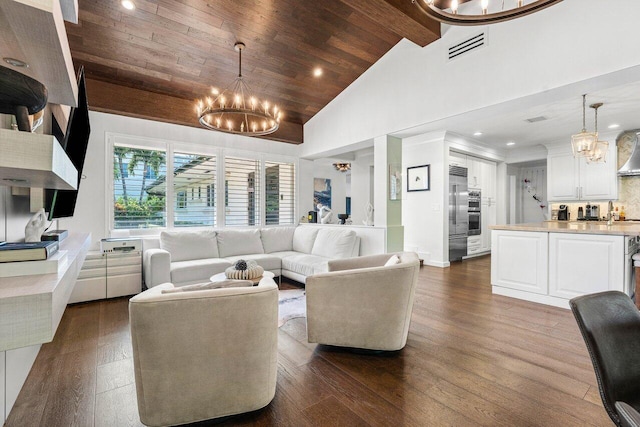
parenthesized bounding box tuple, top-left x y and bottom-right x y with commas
(586, 103, 609, 164)
(571, 94, 597, 158)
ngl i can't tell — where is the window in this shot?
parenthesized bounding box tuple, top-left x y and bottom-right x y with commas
(225, 156, 260, 226)
(113, 145, 167, 229)
(265, 161, 295, 225)
(176, 191, 187, 209)
(173, 152, 216, 227)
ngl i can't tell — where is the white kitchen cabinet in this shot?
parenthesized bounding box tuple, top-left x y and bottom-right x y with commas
(491, 230, 549, 295)
(468, 157, 481, 188)
(481, 202, 497, 252)
(449, 152, 467, 168)
(548, 233, 624, 299)
(547, 144, 617, 202)
(479, 159, 497, 252)
(467, 235, 482, 254)
(69, 250, 142, 303)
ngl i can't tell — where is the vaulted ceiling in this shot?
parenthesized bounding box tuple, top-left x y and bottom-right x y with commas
(66, 0, 443, 144)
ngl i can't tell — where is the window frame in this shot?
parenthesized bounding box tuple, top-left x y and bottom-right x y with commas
(106, 133, 298, 235)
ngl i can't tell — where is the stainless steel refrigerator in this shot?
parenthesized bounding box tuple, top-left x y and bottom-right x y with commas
(449, 166, 469, 262)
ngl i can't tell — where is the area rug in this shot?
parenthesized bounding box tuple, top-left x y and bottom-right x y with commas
(278, 289, 306, 327)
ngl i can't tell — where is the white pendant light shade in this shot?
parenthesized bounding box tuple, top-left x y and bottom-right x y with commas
(571, 131, 598, 158)
(586, 140, 609, 164)
(572, 94, 597, 158)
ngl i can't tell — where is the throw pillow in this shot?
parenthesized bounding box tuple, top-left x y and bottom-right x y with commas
(384, 255, 400, 267)
(161, 280, 254, 294)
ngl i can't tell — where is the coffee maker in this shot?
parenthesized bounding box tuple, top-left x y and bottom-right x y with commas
(558, 205, 569, 221)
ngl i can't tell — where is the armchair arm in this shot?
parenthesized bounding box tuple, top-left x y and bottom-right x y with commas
(327, 253, 395, 272)
(143, 248, 171, 288)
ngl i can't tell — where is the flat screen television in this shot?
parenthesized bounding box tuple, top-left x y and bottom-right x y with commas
(45, 67, 91, 220)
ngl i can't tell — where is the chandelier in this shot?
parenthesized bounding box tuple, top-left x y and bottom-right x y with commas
(333, 163, 351, 172)
(196, 42, 282, 136)
(571, 94, 597, 159)
(413, 0, 563, 26)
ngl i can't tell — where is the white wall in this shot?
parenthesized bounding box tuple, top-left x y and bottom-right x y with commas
(303, 0, 640, 158)
(402, 132, 448, 267)
(517, 165, 548, 223)
(60, 112, 302, 250)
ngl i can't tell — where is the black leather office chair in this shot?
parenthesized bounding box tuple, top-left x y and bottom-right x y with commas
(616, 402, 640, 427)
(570, 291, 640, 427)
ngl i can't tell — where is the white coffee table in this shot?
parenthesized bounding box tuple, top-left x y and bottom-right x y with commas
(210, 270, 275, 285)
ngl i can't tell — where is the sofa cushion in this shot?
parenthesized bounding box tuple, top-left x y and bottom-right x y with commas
(292, 227, 319, 254)
(281, 254, 329, 277)
(216, 229, 264, 257)
(311, 228, 357, 259)
(161, 280, 254, 293)
(224, 254, 283, 272)
(170, 258, 232, 286)
(260, 227, 295, 253)
(160, 230, 218, 262)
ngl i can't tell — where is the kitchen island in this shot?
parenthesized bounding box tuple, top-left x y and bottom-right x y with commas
(490, 222, 640, 308)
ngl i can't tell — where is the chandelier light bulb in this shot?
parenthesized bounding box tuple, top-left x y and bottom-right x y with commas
(481, 0, 489, 14)
(211, 87, 219, 95)
(451, 0, 458, 14)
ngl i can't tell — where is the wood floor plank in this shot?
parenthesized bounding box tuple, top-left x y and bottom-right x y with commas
(6, 256, 613, 426)
(302, 395, 370, 427)
(94, 383, 143, 427)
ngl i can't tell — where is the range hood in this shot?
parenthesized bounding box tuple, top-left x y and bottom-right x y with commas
(618, 130, 640, 176)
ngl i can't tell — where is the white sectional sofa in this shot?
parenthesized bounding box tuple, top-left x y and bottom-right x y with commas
(143, 226, 361, 287)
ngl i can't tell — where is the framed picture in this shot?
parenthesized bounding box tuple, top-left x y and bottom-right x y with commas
(407, 164, 430, 192)
(313, 178, 332, 210)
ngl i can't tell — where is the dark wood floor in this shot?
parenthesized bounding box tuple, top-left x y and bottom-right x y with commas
(6, 256, 612, 426)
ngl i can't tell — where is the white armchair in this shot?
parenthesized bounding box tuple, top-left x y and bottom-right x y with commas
(305, 252, 420, 351)
(129, 277, 278, 426)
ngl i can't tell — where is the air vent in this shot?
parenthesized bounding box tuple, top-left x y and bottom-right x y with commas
(525, 116, 548, 123)
(448, 33, 485, 61)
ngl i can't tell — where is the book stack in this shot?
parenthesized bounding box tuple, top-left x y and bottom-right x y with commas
(0, 241, 59, 262)
(0, 241, 63, 278)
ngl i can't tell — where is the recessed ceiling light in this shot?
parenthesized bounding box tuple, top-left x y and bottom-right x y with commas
(473, 132, 483, 136)
(506, 142, 516, 146)
(121, 0, 135, 10)
(608, 124, 620, 129)
(313, 67, 323, 77)
(3, 57, 29, 68)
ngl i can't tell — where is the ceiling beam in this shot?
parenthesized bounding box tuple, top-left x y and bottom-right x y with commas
(339, 0, 441, 47)
(85, 79, 303, 144)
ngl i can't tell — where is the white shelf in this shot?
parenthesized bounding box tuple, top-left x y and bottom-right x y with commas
(0, 233, 90, 352)
(0, 0, 77, 107)
(0, 129, 77, 190)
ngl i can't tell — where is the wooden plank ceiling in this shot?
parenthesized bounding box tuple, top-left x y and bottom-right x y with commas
(66, 0, 441, 144)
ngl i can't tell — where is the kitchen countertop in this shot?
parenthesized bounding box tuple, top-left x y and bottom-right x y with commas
(490, 221, 640, 236)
